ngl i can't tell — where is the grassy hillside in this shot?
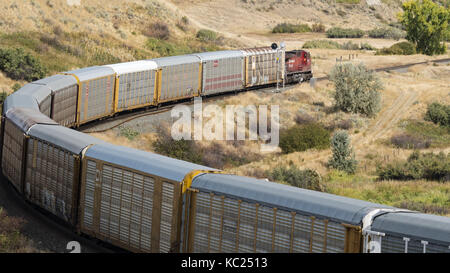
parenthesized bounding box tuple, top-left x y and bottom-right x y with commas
(0, 0, 232, 93)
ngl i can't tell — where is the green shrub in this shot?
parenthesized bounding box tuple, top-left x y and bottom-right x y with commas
(329, 62, 382, 117)
(0, 47, 47, 81)
(272, 23, 312, 33)
(326, 27, 364, 38)
(267, 166, 324, 191)
(303, 40, 375, 50)
(360, 42, 375, 50)
(328, 131, 357, 174)
(153, 126, 203, 165)
(341, 41, 360, 50)
(377, 151, 450, 181)
(147, 38, 184, 56)
(196, 29, 218, 42)
(376, 41, 416, 55)
(303, 40, 342, 49)
(119, 127, 140, 141)
(403, 120, 450, 148)
(424, 102, 450, 127)
(368, 27, 406, 40)
(279, 123, 330, 154)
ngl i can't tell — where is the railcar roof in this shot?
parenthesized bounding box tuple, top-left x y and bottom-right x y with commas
(28, 124, 106, 154)
(371, 212, 450, 245)
(33, 74, 77, 93)
(15, 83, 52, 105)
(192, 50, 244, 61)
(64, 66, 115, 81)
(5, 107, 57, 132)
(104, 60, 158, 75)
(150, 55, 201, 67)
(85, 144, 217, 183)
(191, 173, 392, 225)
(2, 93, 39, 115)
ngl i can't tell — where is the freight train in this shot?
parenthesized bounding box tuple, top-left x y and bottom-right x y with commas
(1, 45, 449, 253)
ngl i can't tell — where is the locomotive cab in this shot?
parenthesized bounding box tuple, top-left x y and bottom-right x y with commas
(285, 49, 313, 84)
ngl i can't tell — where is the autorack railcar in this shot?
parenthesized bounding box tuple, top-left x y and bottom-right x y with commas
(33, 74, 79, 127)
(183, 173, 391, 253)
(193, 51, 244, 96)
(2, 107, 57, 194)
(25, 124, 106, 225)
(62, 66, 116, 126)
(78, 143, 217, 253)
(150, 55, 202, 104)
(105, 61, 158, 113)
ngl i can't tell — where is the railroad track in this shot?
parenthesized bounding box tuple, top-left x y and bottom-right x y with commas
(81, 57, 450, 134)
(80, 83, 300, 133)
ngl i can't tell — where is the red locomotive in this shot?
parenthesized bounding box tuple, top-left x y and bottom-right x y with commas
(285, 49, 313, 83)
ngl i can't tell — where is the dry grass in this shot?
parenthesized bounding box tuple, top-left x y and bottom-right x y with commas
(0, 208, 38, 253)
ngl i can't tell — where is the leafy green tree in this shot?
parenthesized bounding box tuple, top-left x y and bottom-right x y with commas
(329, 63, 382, 117)
(328, 131, 358, 174)
(398, 0, 450, 55)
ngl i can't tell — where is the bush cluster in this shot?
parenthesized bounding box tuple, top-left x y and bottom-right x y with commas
(424, 102, 450, 127)
(303, 40, 342, 49)
(279, 123, 330, 154)
(119, 127, 140, 141)
(329, 62, 382, 117)
(359, 42, 376, 50)
(377, 151, 450, 182)
(326, 27, 364, 38)
(272, 23, 312, 33)
(390, 133, 431, 149)
(196, 29, 218, 42)
(376, 41, 416, 55)
(368, 27, 406, 40)
(153, 129, 203, 165)
(143, 22, 170, 40)
(267, 166, 324, 191)
(340, 41, 360, 50)
(0, 47, 47, 81)
(303, 40, 374, 50)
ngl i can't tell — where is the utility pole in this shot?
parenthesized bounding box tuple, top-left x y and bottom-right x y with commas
(275, 41, 286, 93)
